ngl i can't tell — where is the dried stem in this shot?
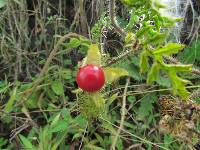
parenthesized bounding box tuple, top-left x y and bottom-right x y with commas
(111, 77, 130, 150)
(24, 33, 84, 101)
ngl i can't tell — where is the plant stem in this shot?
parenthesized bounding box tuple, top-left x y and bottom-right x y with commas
(111, 77, 130, 150)
(109, 0, 126, 37)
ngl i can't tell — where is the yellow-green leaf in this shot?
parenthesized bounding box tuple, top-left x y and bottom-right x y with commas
(168, 71, 191, 99)
(163, 64, 192, 72)
(51, 80, 64, 96)
(104, 67, 129, 84)
(140, 50, 149, 73)
(152, 43, 185, 56)
(4, 87, 17, 113)
(86, 44, 101, 65)
(147, 63, 160, 84)
(136, 26, 152, 38)
(125, 32, 135, 44)
(144, 33, 167, 45)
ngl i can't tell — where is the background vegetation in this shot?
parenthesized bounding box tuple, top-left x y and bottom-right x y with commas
(0, 0, 200, 149)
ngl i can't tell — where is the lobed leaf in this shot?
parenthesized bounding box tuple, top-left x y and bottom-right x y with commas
(103, 67, 129, 84)
(139, 50, 149, 73)
(147, 62, 160, 84)
(136, 26, 152, 38)
(152, 43, 185, 56)
(144, 33, 168, 45)
(86, 44, 101, 65)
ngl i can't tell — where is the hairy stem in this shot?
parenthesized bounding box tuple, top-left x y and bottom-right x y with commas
(109, 0, 126, 37)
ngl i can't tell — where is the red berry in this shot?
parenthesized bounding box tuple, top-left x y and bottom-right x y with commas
(76, 64, 105, 92)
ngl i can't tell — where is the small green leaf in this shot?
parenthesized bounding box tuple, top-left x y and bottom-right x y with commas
(144, 33, 167, 45)
(151, 0, 166, 10)
(147, 63, 160, 84)
(0, 0, 6, 8)
(51, 80, 64, 96)
(137, 94, 156, 120)
(26, 92, 40, 108)
(50, 113, 61, 127)
(19, 134, 35, 150)
(86, 44, 101, 65)
(50, 120, 68, 133)
(59, 69, 72, 80)
(107, 93, 119, 107)
(4, 87, 17, 113)
(103, 67, 129, 84)
(68, 38, 81, 48)
(125, 32, 135, 44)
(139, 50, 149, 73)
(136, 26, 152, 38)
(52, 129, 68, 150)
(126, 13, 139, 30)
(152, 43, 185, 56)
(85, 144, 105, 150)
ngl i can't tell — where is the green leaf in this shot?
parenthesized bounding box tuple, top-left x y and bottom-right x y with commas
(147, 63, 160, 84)
(125, 32, 135, 44)
(19, 134, 35, 150)
(50, 120, 68, 133)
(59, 68, 72, 80)
(168, 71, 191, 99)
(51, 129, 68, 150)
(4, 87, 17, 113)
(126, 13, 139, 30)
(26, 92, 40, 108)
(137, 94, 156, 120)
(152, 43, 185, 56)
(51, 80, 64, 96)
(136, 26, 152, 38)
(86, 44, 101, 65)
(85, 144, 105, 150)
(151, 0, 166, 10)
(144, 33, 167, 45)
(156, 76, 171, 87)
(163, 64, 193, 72)
(139, 50, 149, 73)
(164, 134, 173, 148)
(50, 113, 61, 127)
(0, 0, 6, 8)
(107, 93, 119, 107)
(67, 38, 81, 48)
(103, 67, 129, 84)
(178, 39, 200, 63)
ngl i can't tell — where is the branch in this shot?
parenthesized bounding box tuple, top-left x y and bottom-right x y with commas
(111, 77, 130, 150)
(109, 0, 126, 37)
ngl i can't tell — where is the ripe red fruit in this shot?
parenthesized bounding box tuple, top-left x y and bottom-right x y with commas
(76, 64, 105, 92)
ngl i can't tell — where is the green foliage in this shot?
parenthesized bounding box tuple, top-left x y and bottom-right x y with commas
(137, 94, 157, 120)
(0, 0, 6, 8)
(51, 80, 64, 96)
(178, 38, 200, 64)
(0, 0, 199, 149)
(91, 13, 110, 42)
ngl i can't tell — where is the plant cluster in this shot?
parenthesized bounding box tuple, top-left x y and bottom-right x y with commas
(0, 0, 199, 150)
